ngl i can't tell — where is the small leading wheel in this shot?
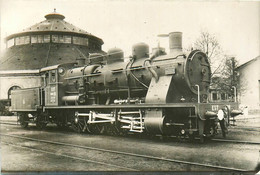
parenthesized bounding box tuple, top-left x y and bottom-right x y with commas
(71, 115, 87, 133)
(18, 113, 29, 128)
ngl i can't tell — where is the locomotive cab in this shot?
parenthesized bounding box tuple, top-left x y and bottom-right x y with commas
(41, 63, 76, 106)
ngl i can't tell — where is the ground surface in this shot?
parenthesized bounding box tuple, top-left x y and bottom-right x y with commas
(0, 114, 259, 174)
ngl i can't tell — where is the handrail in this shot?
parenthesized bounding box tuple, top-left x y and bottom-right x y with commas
(194, 84, 200, 103)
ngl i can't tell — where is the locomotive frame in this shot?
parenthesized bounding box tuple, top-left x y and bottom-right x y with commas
(10, 32, 242, 142)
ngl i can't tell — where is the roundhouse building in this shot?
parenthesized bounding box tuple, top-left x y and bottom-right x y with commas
(0, 10, 105, 103)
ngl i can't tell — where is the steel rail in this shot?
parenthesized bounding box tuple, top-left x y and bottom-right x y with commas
(1, 141, 138, 171)
(1, 133, 248, 172)
(2, 120, 259, 134)
(0, 122, 18, 125)
(0, 119, 17, 122)
(229, 127, 260, 132)
(3, 118, 260, 132)
(212, 138, 260, 145)
(231, 126, 260, 129)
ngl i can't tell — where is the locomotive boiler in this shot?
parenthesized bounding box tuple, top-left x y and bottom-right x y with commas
(65, 32, 210, 105)
(10, 32, 242, 142)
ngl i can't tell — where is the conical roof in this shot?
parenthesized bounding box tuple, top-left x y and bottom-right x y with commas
(6, 9, 103, 43)
(1, 10, 105, 71)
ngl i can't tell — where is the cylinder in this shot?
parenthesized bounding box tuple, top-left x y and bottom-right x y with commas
(169, 32, 182, 54)
(132, 42, 149, 59)
(144, 109, 164, 134)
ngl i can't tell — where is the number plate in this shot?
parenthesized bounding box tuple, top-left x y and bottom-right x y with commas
(165, 66, 176, 75)
(212, 105, 219, 111)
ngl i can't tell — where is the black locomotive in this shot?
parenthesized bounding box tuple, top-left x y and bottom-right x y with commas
(10, 32, 242, 142)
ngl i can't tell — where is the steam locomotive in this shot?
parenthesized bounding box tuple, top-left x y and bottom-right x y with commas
(10, 32, 242, 142)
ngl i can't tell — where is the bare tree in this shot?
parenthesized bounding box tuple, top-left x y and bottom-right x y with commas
(211, 56, 239, 93)
(193, 30, 241, 101)
(193, 30, 223, 76)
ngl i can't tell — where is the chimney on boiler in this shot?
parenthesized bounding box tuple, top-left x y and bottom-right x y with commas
(169, 32, 183, 55)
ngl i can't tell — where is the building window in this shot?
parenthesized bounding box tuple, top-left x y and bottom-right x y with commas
(73, 36, 88, 46)
(52, 35, 59, 43)
(43, 35, 50, 43)
(15, 36, 30, 45)
(15, 37, 23, 45)
(38, 35, 43, 43)
(64, 35, 71, 43)
(221, 93, 226, 100)
(212, 93, 218, 101)
(24, 36, 30, 44)
(7, 38, 15, 48)
(73, 36, 80, 45)
(31, 35, 38, 43)
(82, 38, 88, 46)
(59, 35, 65, 43)
(31, 35, 48, 43)
(8, 86, 21, 99)
(52, 35, 71, 43)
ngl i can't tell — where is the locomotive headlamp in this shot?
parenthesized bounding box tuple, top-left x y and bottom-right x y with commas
(181, 129, 185, 135)
(58, 67, 65, 75)
(217, 109, 224, 121)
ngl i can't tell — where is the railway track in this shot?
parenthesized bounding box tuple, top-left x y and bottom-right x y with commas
(0, 118, 18, 125)
(211, 138, 260, 145)
(229, 127, 260, 132)
(2, 119, 260, 132)
(0, 133, 250, 172)
(0, 121, 18, 125)
(1, 140, 137, 171)
(1, 117, 260, 131)
(1, 120, 260, 145)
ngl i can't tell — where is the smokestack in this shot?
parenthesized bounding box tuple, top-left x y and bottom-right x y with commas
(169, 32, 182, 54)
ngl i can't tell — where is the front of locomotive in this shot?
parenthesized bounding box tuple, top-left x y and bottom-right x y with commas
(143, 32, 213, 139)
(145, 33, 243, 140)
(183, 48, 211, 103)
(145, 32, 211, 104)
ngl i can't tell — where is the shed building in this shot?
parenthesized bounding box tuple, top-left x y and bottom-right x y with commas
(236, 56, 260, 113)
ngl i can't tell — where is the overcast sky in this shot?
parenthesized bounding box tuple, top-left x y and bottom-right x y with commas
(0, 0, 259, 65)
